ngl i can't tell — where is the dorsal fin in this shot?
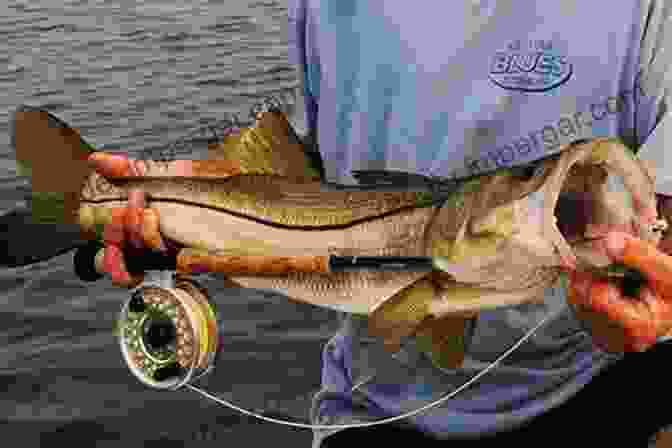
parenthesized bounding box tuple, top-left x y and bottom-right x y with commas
(207, 110, 322, 180)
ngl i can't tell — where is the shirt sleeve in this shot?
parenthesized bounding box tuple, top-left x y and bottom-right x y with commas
(633, 0, 672, 195)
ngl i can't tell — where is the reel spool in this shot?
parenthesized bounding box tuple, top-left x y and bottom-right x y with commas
(117, 276, 221, 390)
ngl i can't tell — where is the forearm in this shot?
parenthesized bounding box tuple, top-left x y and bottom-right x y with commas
(644, 109, 672, 346)
(656, 193, 672, 342)
(636, 0, 672, 346)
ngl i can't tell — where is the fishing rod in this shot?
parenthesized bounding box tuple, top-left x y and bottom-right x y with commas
(70, 239, 568, 430)
(73, 241, 451, 281)
(73, 240, 460, 388)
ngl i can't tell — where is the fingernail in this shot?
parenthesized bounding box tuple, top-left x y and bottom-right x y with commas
(570, 272, 591, 298)
(585, 223, 609, 239)
(112, 270, 132, 286)
(87, 152, 106, 164)
(88, 153, 130, 177)
(103, 244, 121, 275)
(605, 231, 629, 260)
(561, 256, 577, 272)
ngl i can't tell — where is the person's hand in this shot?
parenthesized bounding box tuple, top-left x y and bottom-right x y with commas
(87, 153, 239, 287)
(656, 194, 672, 254)
(568, 231, 672, 353)
(87, 151, 252, 290)
(87, 153, 183, 288)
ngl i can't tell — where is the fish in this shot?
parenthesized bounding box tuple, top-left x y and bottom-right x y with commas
(11, 104, 667, 368)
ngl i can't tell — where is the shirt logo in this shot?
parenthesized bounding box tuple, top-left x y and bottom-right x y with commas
(488, 39, 573, 92)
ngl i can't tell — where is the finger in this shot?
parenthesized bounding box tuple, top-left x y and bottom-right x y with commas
(88, 152, 153, 177)
(638, 285, 672, 338)
(658, 234, 672, 256)
(125, 189, 145, 249)
(89, 152, 242, 178)
(100, 208, 140, 287)
(101, 208, 131, 285)
(568, 271, 656, 352)
(103, 244, 132, 286)
(104, 245, 145, 288)
(103, 208, 127, 248)
(632, 192, 658, 225)
(567, 270, 597, 310)
(190, 159, 246, 177)
(571, 304, 628, 353)
(88, 152, 134, 178)
(589, 280, 657, 351)
(606, 231, 672, 297)
(567, 273, 624, 353)
(142, 208, 167, 252)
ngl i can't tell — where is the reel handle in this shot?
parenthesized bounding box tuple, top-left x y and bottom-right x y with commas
(74, 240, 178, 282)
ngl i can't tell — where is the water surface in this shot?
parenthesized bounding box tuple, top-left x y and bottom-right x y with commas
(0, 1, 334, 445)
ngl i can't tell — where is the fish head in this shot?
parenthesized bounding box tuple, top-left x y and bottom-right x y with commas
(553, 138, 667, 269)
(427, 138, 667, 290)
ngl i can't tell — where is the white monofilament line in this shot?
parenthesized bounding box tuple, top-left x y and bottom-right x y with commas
(185, 307, 561, 430)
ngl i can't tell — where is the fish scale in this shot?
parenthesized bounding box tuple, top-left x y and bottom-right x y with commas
(81, 173, 435, 229)
(144, 201, 439, 315)
(231, 271, 428, 315)
(77, 138, 664, 321)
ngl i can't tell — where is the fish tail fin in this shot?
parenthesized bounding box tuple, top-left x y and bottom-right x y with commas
(12, 105, 96, 226)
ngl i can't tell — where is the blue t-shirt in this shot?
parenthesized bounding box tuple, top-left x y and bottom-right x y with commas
(287, 0, 672, 445)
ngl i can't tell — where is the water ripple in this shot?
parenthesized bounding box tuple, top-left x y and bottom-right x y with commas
(0, 2, 323, 441)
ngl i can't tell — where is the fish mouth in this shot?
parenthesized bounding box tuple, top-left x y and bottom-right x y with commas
(555, 191, 632, 243)
(551, 140, 667, 269)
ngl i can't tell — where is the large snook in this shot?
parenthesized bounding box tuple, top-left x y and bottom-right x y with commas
(76, 138, 666, 321)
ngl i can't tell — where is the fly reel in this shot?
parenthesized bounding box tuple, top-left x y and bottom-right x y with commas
(117, 275, 221, 390)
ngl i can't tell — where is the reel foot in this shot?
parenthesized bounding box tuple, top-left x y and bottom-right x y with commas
(152, 362, 185, 382)
(73, 240, 105, 282)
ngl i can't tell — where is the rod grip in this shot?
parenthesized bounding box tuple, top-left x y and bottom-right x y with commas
(75, 244, 331, 280)
(176, 249, 331, 275)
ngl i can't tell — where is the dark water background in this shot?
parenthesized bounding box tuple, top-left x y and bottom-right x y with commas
(0, 1, 338, 445)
